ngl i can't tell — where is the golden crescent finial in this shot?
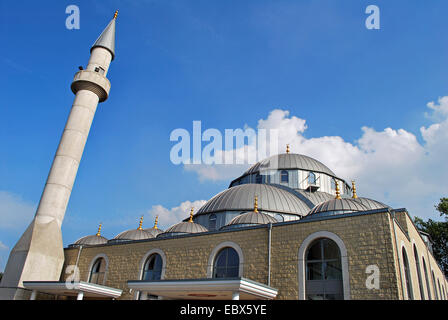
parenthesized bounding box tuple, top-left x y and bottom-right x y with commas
(189, 208, 194, 223)
(254, 195, 259, 213)
(113, 10, 118, 19)
(335, 181, 341, 200)
(286, 144, 290, 154)
(138, 216, 143, 230)
(351, 180, 358, 199)
(96, 223, 102, 236)
(154, 216, 158, 229)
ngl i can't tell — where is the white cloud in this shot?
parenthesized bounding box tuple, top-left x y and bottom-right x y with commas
(0, 191, 36, 231)
(147, 200, 207, 230)
(183, 97, 448, 219)
(0, 241, 8, 251)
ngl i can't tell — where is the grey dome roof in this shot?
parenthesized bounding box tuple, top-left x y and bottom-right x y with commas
(73, 234, 108, 246)
(113, 228, 154, 241)
(242, 153, 336, 177)
(225, 211, 277, 228)
(159, 221, 208, 237)
(144, 227, 164, 237)
(354, 197, 390, 210)
(294, 190, 336, 207)
(197, 184, 311, 216)
(308, 198, 369, 216)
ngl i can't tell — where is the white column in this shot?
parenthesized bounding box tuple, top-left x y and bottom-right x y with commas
(232, 291, 240, 300)
(77, 291, 84, 300)
(30, 290, 37, 300)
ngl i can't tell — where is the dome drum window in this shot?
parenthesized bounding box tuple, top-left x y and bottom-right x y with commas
(305, 172, 320, 192)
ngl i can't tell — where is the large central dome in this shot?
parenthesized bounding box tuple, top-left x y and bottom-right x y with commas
(197, 183, 311, 216)
(243, 153, 336, 177)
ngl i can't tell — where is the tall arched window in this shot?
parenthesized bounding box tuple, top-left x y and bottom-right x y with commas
(422, 257, 432, 300)
(89, 257, 106, 285)
(413, 245, 425, 299)
(209, 214, 217, 231)
(432, 271, 439, 300)
(402, 248, 413, 300)
(437, 279, 442, 300)
(280, 170, 289, 183)
(255, 173, 262, 184)
(142, 254, 163, 281)
(305, 238, 343, 300)
(308, 172, 316, 185)
(213, 247, 239, 278)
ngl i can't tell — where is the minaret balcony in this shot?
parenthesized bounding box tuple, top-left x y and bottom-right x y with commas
(71, 69, 111, 102)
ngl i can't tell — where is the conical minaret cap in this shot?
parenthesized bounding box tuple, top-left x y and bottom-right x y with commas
(91, 11, 117, 60)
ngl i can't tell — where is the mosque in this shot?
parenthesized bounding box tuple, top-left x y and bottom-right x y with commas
(0, 13, 447, 301)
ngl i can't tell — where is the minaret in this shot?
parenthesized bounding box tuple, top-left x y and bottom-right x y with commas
(0, 12, 118, 299)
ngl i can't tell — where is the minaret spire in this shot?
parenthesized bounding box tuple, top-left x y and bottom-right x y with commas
(0, 13, 118, 299)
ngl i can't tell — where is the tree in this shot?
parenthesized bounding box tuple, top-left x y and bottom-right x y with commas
(414, 197, 448, 276)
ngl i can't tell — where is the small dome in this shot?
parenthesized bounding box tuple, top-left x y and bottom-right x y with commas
(113, 228, 153, 241)
(158, 221, 208, 238)
(112, 216, 154, 241)
(144, 227, 164, 237)
(70, 224, 108, 247)
(308, 198, 369, 217)
(159, 208, 208, 238)
(223, 211, 277, 229)
(72, 234, 108, 246)
(354, 197, 390, 210)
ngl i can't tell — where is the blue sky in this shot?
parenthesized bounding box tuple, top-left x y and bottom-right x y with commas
(1, 0, 448, 271)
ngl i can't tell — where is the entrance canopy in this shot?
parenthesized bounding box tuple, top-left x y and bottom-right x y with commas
(127, 277, 278, 300)
(23, 281, 122, 300)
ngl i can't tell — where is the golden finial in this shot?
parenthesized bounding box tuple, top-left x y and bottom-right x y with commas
(189, 208, 194, 223)
(335, 182, 342, 200)
(254, 195, 259, 213)
(138, 216, 143, 230)
(96, 223, 102, 236)
(113, 10, 118, 19)
(153, 216, 159, 229)
(351, 180, 358, 199)
(286, 144, 290, 154)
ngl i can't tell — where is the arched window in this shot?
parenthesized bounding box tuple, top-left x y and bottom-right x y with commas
(209, 214, 217, 231)
(437, 279, 442, 300)
(422, 257, 432, 300)
(308, 172, 316, 185)
(402, 248, 413, 300)
(331, 179, 336, 191)
(213, 247, 239, 278)
(142, 254, 163, 281)
(255, 173, 262, 184)
(280, 170, 289, 183)
(413, 245, 425, 299)
(89, 257, 106, 285)
(432, 271, 439, 300)
(305, 238, 343, 300)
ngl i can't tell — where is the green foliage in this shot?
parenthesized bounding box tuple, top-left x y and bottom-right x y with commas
(414, 198, 448, 277)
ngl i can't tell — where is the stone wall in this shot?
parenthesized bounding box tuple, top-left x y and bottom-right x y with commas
(62, 210, 446, 300)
